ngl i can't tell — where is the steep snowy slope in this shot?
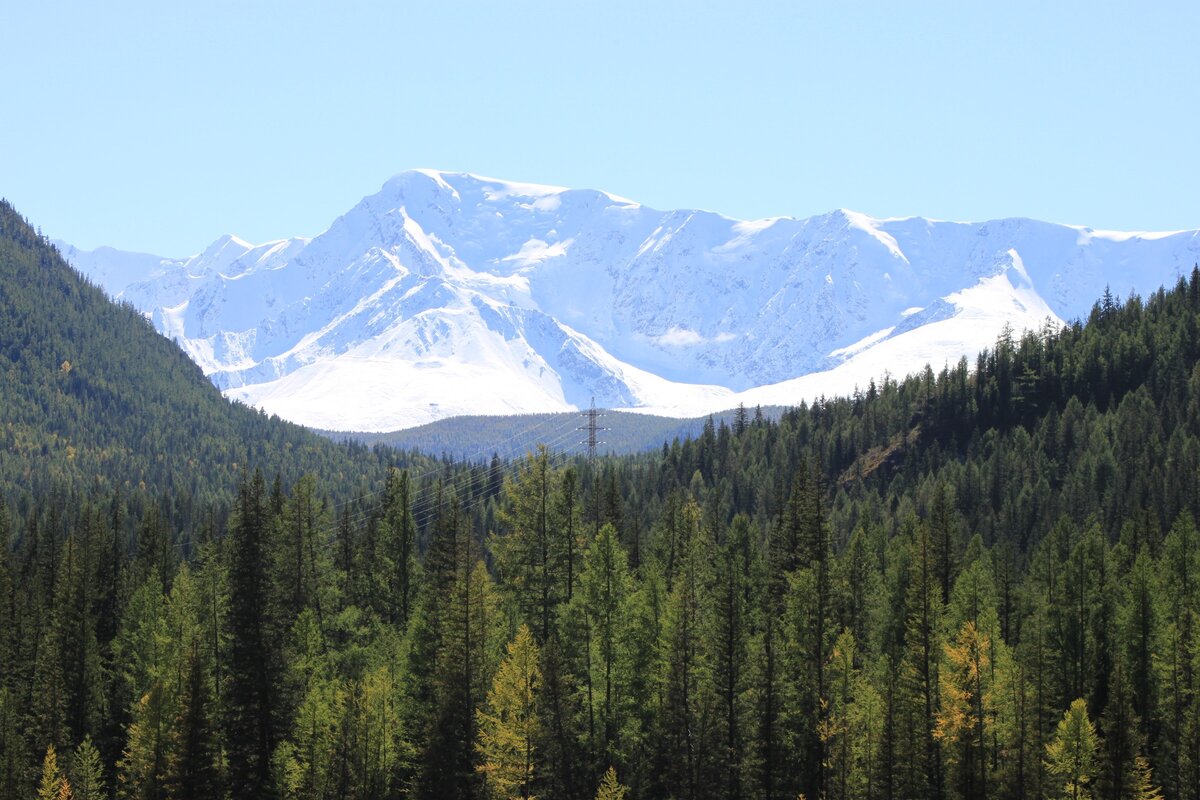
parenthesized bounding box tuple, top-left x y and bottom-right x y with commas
(638, 250, 1061, 418)
(55, 242, 186, 295)
(63, 170, 1200, 430)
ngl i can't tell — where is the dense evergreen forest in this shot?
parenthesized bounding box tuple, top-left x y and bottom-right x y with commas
(0, 199, 450, 510)
(6, 197, 1200, 800)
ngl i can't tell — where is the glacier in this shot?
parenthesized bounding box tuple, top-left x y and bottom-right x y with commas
(59, 170, 1200, 431)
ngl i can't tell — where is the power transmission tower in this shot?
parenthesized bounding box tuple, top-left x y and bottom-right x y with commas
(578, 397, 608, 460)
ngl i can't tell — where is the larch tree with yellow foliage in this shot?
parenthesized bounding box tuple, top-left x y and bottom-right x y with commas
(37, 745, 71, 800)
(477, 624, 542, 800)
(936, 619, 994, 800)
(1045, 699, 1098, 800)
(1129, 756, 1163, 800)
(594, 766, 628, 800)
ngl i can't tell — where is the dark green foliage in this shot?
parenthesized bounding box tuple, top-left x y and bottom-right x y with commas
(0, 198, 432, 517)
(8, 199, 1200, 798)
(165, 644, 222, 800)
(226, 470, 278, 799)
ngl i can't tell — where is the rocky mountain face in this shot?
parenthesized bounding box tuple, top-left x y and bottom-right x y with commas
(60, 170, 1200, 431)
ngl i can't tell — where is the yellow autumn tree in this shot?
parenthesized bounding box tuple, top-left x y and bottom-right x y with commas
(594, 766, 627, 800)
(1045, 699, 1099, 800)
(1129, 755, 1163, 800)
(477, 624, 541, 800)
(820, 628, 859, 800)
(936, 620, 994, 800)
(37, 744, 72, 800)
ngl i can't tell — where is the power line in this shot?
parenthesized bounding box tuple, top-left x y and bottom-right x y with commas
(578, 397, 610, 461)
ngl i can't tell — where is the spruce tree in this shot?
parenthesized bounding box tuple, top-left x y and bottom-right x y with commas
(0, 687, 27, 800)
(712, 514, 751, 800)
(657, 499, 714, 800)
(495, 447, 559, 641)
(575, 522, 632, 772)
(821, 628, 859, 800)
(900, 518, 946, 800)
(378, 468, 415, 628)
(225, 469, 279, 799)
(273, 610, 342, 800)
(553, 467, 582, 603)
(165, 643, 222, 800)
(409, 490, 487, 800)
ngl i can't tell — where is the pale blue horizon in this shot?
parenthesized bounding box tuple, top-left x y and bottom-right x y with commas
(2, 0, 1198, 255)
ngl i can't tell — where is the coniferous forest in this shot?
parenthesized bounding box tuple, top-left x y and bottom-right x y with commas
(8, 199, 1200, 800)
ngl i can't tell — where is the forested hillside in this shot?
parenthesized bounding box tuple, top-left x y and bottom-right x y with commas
(0, 199, 440, 522)
(6, 194, 1200, 800)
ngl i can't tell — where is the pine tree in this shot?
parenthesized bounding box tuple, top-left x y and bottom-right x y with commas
(1122, 550, 1157, 737)
(477, 624, 542, 800)
(928, 483, 959, 606)
(56, 524, 105, 748)
(402, 485, 454, 796)
(68, 737, 105, 800)
(754, 523, 788, 800)
(769, 462, 835, 800)
(0, 497, 11, 693)
(535, 634, 586, 800)
(850, 661, 886, 800)
(31, 603, 68, 754)
(1099, 659, 1141, 800)
(734, 404, 749, 436)
(994, 643, 1035, 800)
(1155, 514, 1198, 798)
(1046, 699, 1099, 800)
(614, 565, 664, 799)
(342, 648, 405, 800)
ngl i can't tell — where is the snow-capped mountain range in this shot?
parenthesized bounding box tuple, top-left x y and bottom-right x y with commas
(59, 170, 1200, 431)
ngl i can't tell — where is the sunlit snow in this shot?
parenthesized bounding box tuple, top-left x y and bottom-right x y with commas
(61, 170, 1200, 432)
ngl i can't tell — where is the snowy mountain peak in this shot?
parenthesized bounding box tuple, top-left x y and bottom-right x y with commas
(61, 172, 1200, 431)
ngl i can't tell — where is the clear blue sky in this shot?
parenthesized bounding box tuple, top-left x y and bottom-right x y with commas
(2, 1, 1198, 255)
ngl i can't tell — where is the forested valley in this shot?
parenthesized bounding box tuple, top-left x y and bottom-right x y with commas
(6, 198, 1200, 800)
